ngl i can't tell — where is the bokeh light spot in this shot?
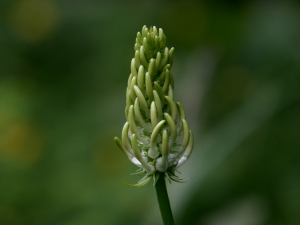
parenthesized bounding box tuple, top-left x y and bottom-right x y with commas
(8, 0, 60, 42)
(0, 122, 45, 166)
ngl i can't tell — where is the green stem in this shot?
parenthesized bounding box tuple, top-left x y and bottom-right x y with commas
(155, 173, 175, 225)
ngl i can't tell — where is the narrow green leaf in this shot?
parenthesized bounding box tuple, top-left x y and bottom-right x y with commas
(118, 177, 152, 187)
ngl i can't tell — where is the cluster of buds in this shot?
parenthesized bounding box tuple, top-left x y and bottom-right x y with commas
(114, 25, 194, 186)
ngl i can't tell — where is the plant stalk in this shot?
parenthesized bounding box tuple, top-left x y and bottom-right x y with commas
(155, 173, 175, 225)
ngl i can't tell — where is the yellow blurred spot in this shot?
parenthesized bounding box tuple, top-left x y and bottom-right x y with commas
(0, 122, 44, 166)
(92, 145, 127, 176)
(0, 204, 22, 224)
(8, 0, 60, 42)
(92, 131, 129, 176)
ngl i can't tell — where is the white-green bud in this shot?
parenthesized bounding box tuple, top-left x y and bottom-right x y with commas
(156, 130, 169, 172)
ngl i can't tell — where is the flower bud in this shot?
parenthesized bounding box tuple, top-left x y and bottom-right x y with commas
(114, 26, 194, 186)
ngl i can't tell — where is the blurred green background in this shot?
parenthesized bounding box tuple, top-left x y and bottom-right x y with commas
(0, 0, 299, 224)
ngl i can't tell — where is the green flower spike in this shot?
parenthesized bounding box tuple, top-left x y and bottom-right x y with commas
(114, 25, 194, 184)
(114, 25, 194, 225)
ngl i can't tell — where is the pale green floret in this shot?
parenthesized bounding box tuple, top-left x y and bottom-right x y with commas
(134, 85, 150, 117)
(177, 102, 186, 121)
(146, 72, 154, 101)
(162, 69, 170, 94)
(168, 119, 190, 166)
(131, 58, 138, 77)
(174, 130, 194, 169)
(176, 102, 186, 131)
(156, 130, 169, 172)
(148, 59, 156, 79)
(155, 52, 161, 69)
(153, 90, 163, 121)
(137, 32, 143, 45)
(122, 122, 132, 154)
(126, 89, 133, 110)
(135, 50, 141, 70)
(142, 25, 148, 37)
(130, 76, 137, 101)
(168, 47, 174, 68)
(128, 105, 138, 134)
(150, 101, 158, 128)
(181, 119, 190, 147)
(149, 120, 166, 159)
(165, 96, 178, 123)
(159, 28, 164, 42)
(164, 113, 177, 151)
(137, 65, 146, 95)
